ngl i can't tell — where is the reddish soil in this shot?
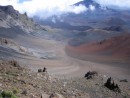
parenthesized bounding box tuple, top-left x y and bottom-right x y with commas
(66, 34, 130, 58)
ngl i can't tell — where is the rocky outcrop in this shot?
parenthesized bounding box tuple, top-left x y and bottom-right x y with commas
(0, 5, 46, 33)
(120, 79, 128, 82)
(38, 67, 47, 73)
(0, 60, 130, 98)
(0, 5, 19, 19)
(104, 77, 121, 93)
(84, 71, 98, 79)
(0, 38, 28, 54)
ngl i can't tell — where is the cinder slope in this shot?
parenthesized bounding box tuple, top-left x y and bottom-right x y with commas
(66, 34, 130, 59)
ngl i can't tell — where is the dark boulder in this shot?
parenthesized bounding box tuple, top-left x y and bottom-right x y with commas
(43, 67, 47, 72)
(104, 77, 121, 93)
(38, 69, 42, 73)
(38, 67, 47, 73)
(120, 79, 128, 82)
(84, 71, 98, 79)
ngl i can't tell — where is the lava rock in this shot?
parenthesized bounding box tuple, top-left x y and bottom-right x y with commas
(104, 77, 121, 93)
(43, 67, 47, 72)
(21, 89, 27, 95)
(84, 71, 98, 79)
(38, 69, 42, 73)
(120, 79, 128, 82)
(38, 67, 47, 73)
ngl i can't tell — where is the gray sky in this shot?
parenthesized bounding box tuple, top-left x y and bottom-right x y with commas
(0, 0, 130, 18)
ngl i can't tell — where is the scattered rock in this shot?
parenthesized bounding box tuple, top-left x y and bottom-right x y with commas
(41, 93, 50, 98)
(43, 67, 47, 72)
(56, 93, 64, 98)
(0, 60, 129, 98)
(104, 77, 121, 93)
(21, 89, 27, 95)
(20, 80, 26, 84)
(84, 71, 98, 79)
(49, 93, 55, 98)
(0, 38, 8, 45)
(0, 83, 2, 87)
(38, 67, 47, 73)
(38, 69, 42, 73)
(49, 93, 64, 98)
(9, 60, 20, 68)
(120, 79, 128, 83)
(0, 76, 2, 80)
(29, 94, 37, 98)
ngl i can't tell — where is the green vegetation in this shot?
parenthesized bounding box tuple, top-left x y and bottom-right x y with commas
(13, 88, 19, 94)
(0, 91, 17, 98)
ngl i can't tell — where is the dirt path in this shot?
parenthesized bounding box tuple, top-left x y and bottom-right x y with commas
(2, 36, 129, 81)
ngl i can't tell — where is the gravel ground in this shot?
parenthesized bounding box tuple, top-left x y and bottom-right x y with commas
(0, 60, 130, 98)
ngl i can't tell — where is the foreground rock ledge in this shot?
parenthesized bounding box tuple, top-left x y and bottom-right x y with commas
(0, 60, 130, 98)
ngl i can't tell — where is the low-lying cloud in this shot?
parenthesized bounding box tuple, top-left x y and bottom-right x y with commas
(95, 0, 130, 9)
(1, 0, 129, 19)
(0, 0, 87, 18)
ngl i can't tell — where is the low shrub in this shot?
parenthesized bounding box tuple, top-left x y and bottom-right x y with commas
(0, 90, 17, 98)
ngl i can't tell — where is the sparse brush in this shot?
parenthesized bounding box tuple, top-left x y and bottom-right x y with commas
(0, 90, 17, 98)
(13, 88, 19, 94)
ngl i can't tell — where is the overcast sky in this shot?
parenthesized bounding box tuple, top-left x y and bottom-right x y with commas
(0, 0, 87, 18)
(0, 0, 130, 18)
(95, 0, 130, 9)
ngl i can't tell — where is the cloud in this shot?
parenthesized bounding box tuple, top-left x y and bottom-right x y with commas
(0, 0, 87, 18)
(95, 0, 130, 9)
(52, 17, 56, 24)
(89, 5, 95, 11)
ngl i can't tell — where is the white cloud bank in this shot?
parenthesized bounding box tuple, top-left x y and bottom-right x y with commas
(1, 0, 129, 19)
(95, 0, 130, 9)
(0, 0, 87, 18)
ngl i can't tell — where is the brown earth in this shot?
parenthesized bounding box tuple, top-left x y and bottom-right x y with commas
(66, 34, 130, 58)
(0, 60, 130, 98)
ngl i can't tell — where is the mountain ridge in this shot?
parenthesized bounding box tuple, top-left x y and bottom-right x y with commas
(75, 0, 100, 9)
(0, 5, 46, 33)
